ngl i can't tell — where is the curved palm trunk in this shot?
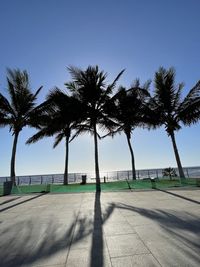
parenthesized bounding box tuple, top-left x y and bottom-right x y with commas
(63, 135, 70, 185)
(170, 131, 185, 178)
(93, 123, 101, 192)
(125, 132, 136, 180)
(10, 131, 19, 186)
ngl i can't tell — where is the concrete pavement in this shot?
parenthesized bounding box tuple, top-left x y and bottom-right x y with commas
(0, 189, 200, 267)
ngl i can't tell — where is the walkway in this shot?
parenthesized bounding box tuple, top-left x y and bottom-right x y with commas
(0, 189, 200, 266)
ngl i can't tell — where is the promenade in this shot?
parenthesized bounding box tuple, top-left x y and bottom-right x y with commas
(0, 189, 200, 267)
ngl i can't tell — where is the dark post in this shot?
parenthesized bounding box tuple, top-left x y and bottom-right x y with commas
(151, 179, 156, 189)
(137, 171, 140, 179)
(29, 176, 31, 185)
(127, 171, 129, 180)
(41, 176, 43, 184)
(17, 177, 20, 185)
(104, 176, 106, 183)
(81, 175, 87, 185)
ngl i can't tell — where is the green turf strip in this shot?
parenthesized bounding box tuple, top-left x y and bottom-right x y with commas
(0, 185, 4, 196)
(9, 178, 200, 195)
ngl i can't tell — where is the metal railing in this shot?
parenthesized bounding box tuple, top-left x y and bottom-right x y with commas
(1, 167, 200, 185)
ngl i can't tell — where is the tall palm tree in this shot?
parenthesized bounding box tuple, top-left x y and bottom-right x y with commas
(26, 88, 85, 185)
(152, 67, 200, 178)
(65, 65, 124, 191)
(0, 69, 42, 185)
(104, 81, 151, 180)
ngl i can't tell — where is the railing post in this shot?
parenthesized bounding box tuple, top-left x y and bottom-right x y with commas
(29, 176, 31, 185)
(41, 176, 43, 184)
(137, 171, 140, 179)
(127, 171, 129, 180)
(52, 175, 54, 184)
(186, 169, 189, 178)
(17, 177, 20, 185)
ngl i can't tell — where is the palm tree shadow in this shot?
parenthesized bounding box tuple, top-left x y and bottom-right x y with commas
(90, 191, 103, 267)
(0, 193, 48, 213)
(0, 193, 115, 267)
(155, 188, 200, 205)
(0, 196, 21, 206)
(114, 202, 200, 264)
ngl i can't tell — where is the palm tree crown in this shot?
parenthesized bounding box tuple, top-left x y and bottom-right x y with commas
(65, 65, 124, 191)
(26, 88, 85, 185)
(0, 69, 42, 185)
(152, 67, 200, 178)
(104, 80, 151, 179)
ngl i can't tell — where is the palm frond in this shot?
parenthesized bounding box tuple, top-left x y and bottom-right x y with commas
(177, 80, 200, 125)
(106, 69, 125, 94)
(0, 93, 16, 116)
(53, 132, 65, 148)
(32, 86, 43, 100)
(26, 128, 50, 144)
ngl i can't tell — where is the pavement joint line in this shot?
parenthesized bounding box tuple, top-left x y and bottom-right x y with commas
(110, 252, 154, 259)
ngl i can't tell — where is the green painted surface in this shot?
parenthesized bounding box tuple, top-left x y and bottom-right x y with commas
(9, 178, 199, 195)
(0, 185, 3, 196)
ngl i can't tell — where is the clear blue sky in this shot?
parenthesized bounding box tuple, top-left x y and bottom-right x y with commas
(0, 0, 200, 176)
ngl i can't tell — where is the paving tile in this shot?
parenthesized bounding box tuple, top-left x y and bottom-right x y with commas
(66, 247, 111, 267)
(22, 248, 69, 267)
(1, 190, 200, 267)
(103, 220, 135, 236)
(125, 214, 155, 227)
(106, 233, 149, 257)
(145, 240, 200, 267)
(111, 254, 160, 267)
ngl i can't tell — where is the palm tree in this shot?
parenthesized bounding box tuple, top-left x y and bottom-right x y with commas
(65, 66, 124, 191)
(26, 88, 85, 185)
(152, 67, 200, 178)
(162, 167, 177, 180)
(0, 69, 42, 185)
(104, 81, 151, 180)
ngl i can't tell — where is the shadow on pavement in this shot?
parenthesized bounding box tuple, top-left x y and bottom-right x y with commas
(0, 193, 48, 213)
(90, 191, 103, 267)
(0, 196, 21, 206)
(1, 190, 199, 267)
(115, 201, 200, 264)
(155, 188, 200, 205)
(0, 193, 115, 267)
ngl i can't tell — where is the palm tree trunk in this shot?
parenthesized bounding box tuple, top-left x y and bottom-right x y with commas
(125, 133, 136, 180)
(93, 123, 101, 192)
(10, 131, 19, 186)
(63, 135, 69, 185)
(170, 131, 185, 178)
